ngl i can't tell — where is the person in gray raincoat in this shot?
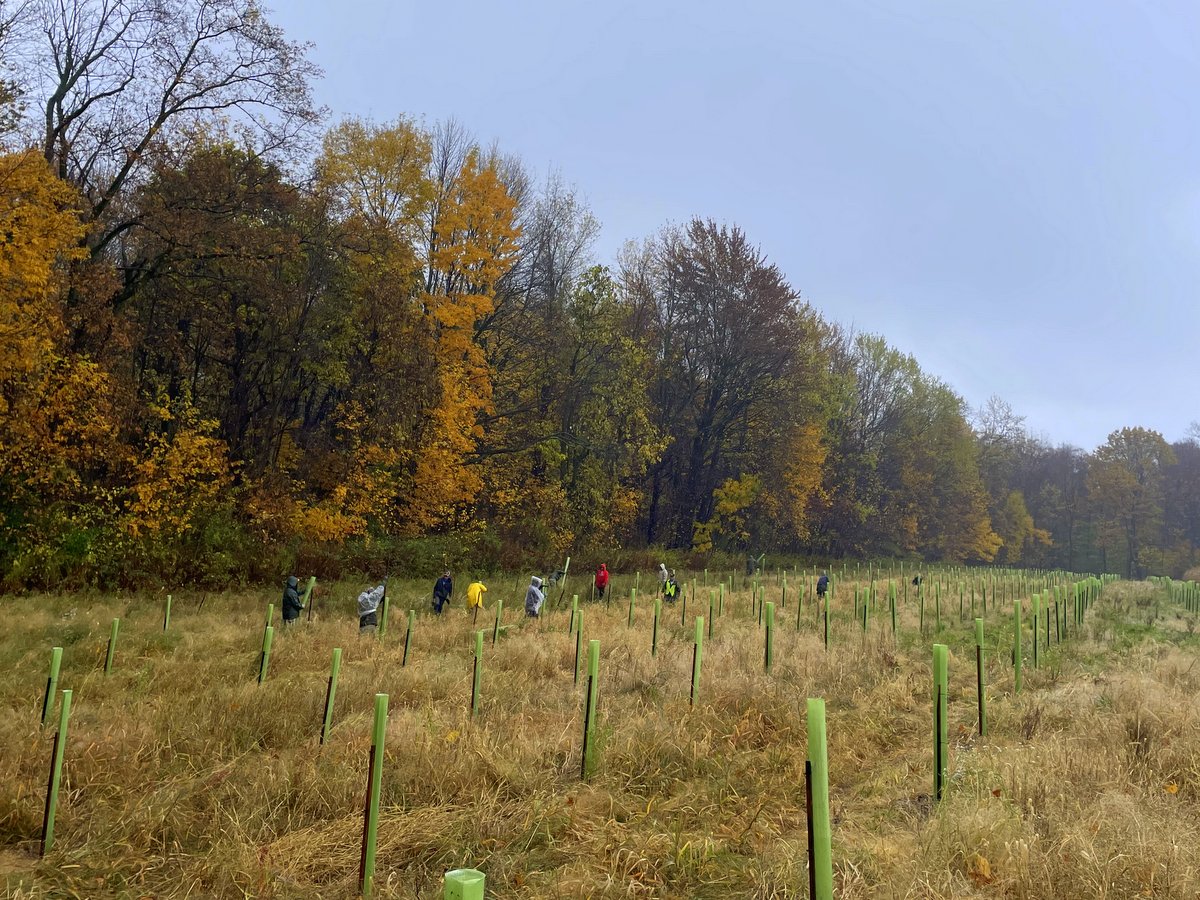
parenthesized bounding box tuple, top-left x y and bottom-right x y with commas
(358, 578, 387, 634)
(281, 575, 305, 625)
(525, 576, 545, 618)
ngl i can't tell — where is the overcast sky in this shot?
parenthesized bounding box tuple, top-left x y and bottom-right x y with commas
(274, 0, 1199, 451)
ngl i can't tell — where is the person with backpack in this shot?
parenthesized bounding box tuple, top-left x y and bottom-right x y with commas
(594, 563, 609, 600)
(432, 571, 453, 614)
(816, 571, 830, 600)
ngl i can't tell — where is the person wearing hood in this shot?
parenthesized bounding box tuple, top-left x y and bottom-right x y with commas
(432, 571, 453, 614)
(358, 578, 387, 634)
(594, 563, 609, 600)
(525, 576, 545, 618)
(467, 579, 487, 611)
(658, 563, 669, 588)
(282, 575, 305, 626)
(816, 571, 829, 599)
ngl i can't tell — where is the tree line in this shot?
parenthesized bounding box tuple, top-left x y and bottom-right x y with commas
(1, 0, 1196, 587)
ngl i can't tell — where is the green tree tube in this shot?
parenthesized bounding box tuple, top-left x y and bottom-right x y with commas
(444, 869, 485, 900)
(933, 643, 949, 801)
(765, 601, 775, 672)
(574, 612, 584, 684)
(359, 692, 389, 896)
(320, 647, 342, 745)
(652, 598, 660, 658)
(40, 688, 72, 856)
(1031, 594, 1040, 669)
(471, 630, 484, 718)
(258, 625, 274, 684)
(806, 698, 833, 900)
(690, 617, 704, 706)
(163, 594, 172, 632)
(492, 598, 503, 645)
(104, 617, 120, 675)
(1013, 598, 1023, 693)
(403, 609, 415, 666)
(41, 647, 62, 727)
(628, 588, 636, 627)
(581, 639, 600, 778)
(975, 618, 987, 737)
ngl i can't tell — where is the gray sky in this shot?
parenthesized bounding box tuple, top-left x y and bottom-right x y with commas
(274, 0, 1199, 451)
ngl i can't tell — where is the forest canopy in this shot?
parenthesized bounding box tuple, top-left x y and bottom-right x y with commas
(1, 0, 1196, 587)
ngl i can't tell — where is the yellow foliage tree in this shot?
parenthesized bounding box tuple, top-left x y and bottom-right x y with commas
(693, 474, 763, 553)
(407, 149, 520, 529)
(126, 398, 233, 542)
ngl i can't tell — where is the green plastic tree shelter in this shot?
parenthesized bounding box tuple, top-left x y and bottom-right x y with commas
(258, 626, 274, 684)
(806, 698, 833, 900)
(359, 693, 389, 897)
(444, 869, 486, 899)
(471, 630, 484, 718)
(764, 601, 775, 673)
(581, 639, 600, 779)
(574, 612, 584, 684)
(40, 688, 73, 856)
(320, 648, 342, 745)
(104, 617, 120, 675)
(163, 594, 172, 631)
(1013, 598, 1023, 693)
(690, 617, 704, 706)
(975, 618, 987, 737)
(41, 647, 62, 727)
(403, 609, 415, 665)
(933, 643, 949, 801)
(1032, 594, 1040, 669)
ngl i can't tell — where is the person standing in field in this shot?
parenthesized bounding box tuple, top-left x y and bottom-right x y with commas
(358, 579, 386, 634)
(281, 575, 305, 627)
(467, 580, 487, 614)
(816, 571, 829, 601)
(658, 563, 669, 591)
(594, 563, 609, 600)
(432, 570, 453, 614)
(525, 576, 545, 618)
(663, 570, 680, 603)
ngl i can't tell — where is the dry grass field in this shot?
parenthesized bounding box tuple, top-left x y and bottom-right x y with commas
(2, 572, 1199, 898)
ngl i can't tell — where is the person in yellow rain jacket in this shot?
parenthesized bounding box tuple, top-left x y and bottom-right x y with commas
(467, 580, 487, 610)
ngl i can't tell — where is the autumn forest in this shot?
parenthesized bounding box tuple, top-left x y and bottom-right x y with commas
(1, 0, 1196, 589)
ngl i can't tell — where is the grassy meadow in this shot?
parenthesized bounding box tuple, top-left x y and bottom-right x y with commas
(3, 570, 1200, 898)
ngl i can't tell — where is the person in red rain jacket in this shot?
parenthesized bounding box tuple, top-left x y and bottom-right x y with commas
(595, 563, 610, 600)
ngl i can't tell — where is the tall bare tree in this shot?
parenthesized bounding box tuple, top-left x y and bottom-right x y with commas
(16, 0, 320, 257)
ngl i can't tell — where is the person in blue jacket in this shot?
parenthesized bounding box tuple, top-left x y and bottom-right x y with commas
(432, 571, 453, 614)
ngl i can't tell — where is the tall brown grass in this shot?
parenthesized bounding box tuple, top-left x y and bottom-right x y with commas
(2, 577, 1198, 897)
